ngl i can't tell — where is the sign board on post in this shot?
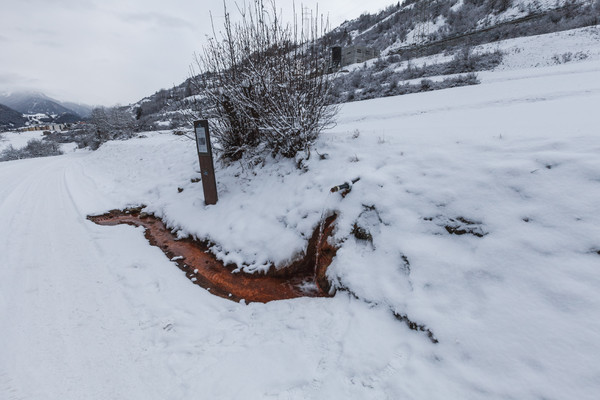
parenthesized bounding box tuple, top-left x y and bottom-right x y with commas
(194, 120, 218, 205)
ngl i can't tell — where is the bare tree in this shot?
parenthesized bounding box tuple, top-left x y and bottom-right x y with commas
(82, 106, 136, 149)
(190, 0, 338, 163)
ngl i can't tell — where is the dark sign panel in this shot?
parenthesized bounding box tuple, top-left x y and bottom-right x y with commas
(194, 120, 211, 155)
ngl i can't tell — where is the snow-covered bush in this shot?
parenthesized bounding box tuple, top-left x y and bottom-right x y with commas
(77, 106, 137, 150)
(552, 51, 589, 64)
(329, 47, 495, 103)
(190, 0, 338, 162)
(336, 73, 479, 103)
(0, 139, 62, 161)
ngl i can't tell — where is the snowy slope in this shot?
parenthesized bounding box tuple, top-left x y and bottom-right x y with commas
(400, 25, 600, 72)
(1, 29, 600, 400)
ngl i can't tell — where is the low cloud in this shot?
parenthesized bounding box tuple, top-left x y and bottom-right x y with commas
(33, 39, 62, 48)
(16, 26, 59, 37)
(119, 12, 194, 31)
(0, 73, 41, 94)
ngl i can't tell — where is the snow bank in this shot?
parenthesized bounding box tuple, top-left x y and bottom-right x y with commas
(68, 46, 600, 399)
(1, 27, 600, 400)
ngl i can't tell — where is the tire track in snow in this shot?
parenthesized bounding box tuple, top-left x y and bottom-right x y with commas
(0, 154, 175, 399)
(0, 371, 25, 400)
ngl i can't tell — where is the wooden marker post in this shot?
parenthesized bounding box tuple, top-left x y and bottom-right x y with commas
(194, 120, 218, 205)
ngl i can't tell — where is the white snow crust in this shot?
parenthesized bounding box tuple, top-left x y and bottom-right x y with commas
(1, 27, 600, 399)
(0, 130, 45, 152)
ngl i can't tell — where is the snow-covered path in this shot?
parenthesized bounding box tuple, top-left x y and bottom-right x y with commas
(0, 155, 166, 398)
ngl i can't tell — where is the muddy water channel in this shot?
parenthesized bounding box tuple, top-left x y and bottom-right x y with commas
(88, 208, 337, 303)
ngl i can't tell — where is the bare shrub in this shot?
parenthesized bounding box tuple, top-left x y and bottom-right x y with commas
(0, 139, 63, 161)
(190, 0, 338, 163)
(73, 106, 137, 150)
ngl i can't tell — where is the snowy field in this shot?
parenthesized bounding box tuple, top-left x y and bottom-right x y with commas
(0, 130, 44, 152)
(2, 30, 600, 399)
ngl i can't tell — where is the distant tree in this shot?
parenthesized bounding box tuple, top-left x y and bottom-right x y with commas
(184, 81, 193, 98)
(135, 107, 143, 120)
(82, 106, 136, 149)
(0, 139, 62, 161)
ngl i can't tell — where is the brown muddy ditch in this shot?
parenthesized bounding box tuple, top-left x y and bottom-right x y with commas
(88, 208, 338, 303)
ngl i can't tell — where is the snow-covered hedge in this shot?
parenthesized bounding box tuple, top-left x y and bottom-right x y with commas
(0, 138, 63, 161)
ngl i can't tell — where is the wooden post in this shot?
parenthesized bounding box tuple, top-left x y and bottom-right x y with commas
(194, 120, 218, 205)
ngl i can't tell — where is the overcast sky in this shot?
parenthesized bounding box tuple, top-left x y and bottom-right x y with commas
(0, 0, 395, 107)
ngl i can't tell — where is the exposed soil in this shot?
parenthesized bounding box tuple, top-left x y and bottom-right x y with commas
(87, 208, 338, 304)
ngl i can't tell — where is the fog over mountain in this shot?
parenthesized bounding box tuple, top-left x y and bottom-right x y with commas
(0, 91, 81, 116)
(0, 91, 95, 130)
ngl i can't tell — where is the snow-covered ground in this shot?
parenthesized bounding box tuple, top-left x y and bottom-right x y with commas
(1, 28, 600, 399)
(0, 130, 78, 156)
(0, 130, 45, 152)
(393, 25, 600, 87)
(494, 26, 600, 69)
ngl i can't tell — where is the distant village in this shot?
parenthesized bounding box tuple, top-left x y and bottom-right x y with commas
(18, 122, 77, 133)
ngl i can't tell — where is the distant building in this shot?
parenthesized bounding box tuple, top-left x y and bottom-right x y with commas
(331, 46, 343, 69)
(331, 45, 380, 69)
(19, 123, 67, 132)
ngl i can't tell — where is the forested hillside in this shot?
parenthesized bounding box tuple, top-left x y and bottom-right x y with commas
(129, 0, 599, 129)
(0, 103, 26, 130)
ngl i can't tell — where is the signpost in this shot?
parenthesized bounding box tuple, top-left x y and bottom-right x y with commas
(194, 120, 218, 205)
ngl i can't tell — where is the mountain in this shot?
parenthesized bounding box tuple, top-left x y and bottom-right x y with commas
(54, 112, 83, 124)
(0, 103, 26, 130)
(323, 0, 600, 57)
(61, 101, 93, 118)
(0, 91, 97, 128)
(0, 91, 78, 116)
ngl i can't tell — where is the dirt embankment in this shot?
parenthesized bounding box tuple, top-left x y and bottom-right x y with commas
(88, 208, 338, 303)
